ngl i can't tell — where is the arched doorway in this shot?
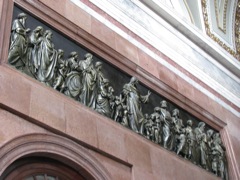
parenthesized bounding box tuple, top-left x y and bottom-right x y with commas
(2, 157, 86, 180)
(0, 133, 111, 180)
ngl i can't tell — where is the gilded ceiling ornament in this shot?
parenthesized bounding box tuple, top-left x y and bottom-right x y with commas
(214, 0, 228, 33)
(235, 0, 240, 59)
(201, 0, 239, 60)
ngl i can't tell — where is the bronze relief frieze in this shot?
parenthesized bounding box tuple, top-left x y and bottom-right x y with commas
(7, 6, 228, 179)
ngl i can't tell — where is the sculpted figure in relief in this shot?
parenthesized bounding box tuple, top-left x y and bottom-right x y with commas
(194, 122, 208, 169)
(64, 51, 82, 100)
(79, 53, 97, 109)
(36, 30, 58, 85)
(211, 133, 228, 180)
(172, 108, 184, 151)
(143, 113, 154, 140)
(184, 120, 196, 161)
(140, 113, 150, 139)
(8, 13, 30, 70)
(176, 128, 186, 156)
(121, 108, 129, 128)
(160, 100, 173, 149)
(53, 49, 67, 92)
(122, 77, 151, 133)
(108, 86, 115, 112)
(27, 26, 44, 77)
(95, 61, 105, 87)
(111, 95, 124, 123)
(95, 78, 112, 117)
(206, 129, 214, 170)
(150, 107, 162, 144)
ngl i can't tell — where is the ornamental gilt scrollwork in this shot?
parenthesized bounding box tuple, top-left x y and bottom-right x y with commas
(201, 0, 239, 60)
(7, 12, 229, 179)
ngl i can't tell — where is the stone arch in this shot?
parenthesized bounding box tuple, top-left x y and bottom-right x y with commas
(0, 133, 112, 180)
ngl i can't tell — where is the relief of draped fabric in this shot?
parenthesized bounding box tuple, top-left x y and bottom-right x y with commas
(79, 56, 97, 109)
(211, 134, 228, 180)
(53, 51, 67, 92)
(160, 108, 173, 149)
(195, 127, 208, 168)
(64, 71, 82, 100)
(27, 26, 43, 77)
(37, 31, 58, 85)
(171, 116, 183, 151)
(64, 53, 82, 100)
(95, 81, 111, 117)
(184, 125, 196, 161)
(122, 82, 148, 133)
(8, 18, 28, 69)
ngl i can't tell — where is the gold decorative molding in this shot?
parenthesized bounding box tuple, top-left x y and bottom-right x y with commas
(201, 0, 239, 60)
(214, 0, 228, 33)
(235, 0, 240, 59)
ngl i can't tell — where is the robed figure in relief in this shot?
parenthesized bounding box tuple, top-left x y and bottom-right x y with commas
(64, 51, 82, 100)
(79, 53, 97, 109)
(160, 100, 173, 149)
(36, 30, 58, 85)
(8, 13, 30, 70)
(122, 77, 151, 133)
(27, 26, 44, 77)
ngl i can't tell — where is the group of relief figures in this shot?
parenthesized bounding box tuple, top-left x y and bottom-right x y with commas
(8, 13, 228, 179)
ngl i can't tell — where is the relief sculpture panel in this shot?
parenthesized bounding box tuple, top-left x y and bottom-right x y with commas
(7, 6, 229, 179)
